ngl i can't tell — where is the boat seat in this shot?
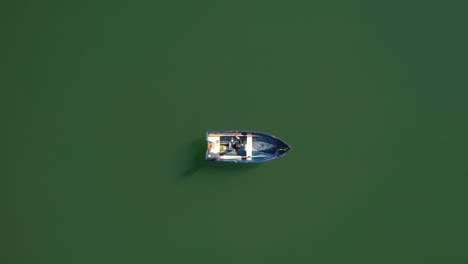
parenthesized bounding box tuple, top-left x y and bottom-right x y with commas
(246, 135, 253, 160)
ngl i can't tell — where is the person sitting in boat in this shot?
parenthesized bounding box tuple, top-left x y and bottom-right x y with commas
(232, 142, 241, 152)
(230, 135, 245, 155)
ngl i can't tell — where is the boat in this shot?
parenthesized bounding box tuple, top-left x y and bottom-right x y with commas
(205, 131, 292, 163)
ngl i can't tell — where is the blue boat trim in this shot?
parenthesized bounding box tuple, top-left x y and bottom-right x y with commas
(205, 130, 292, 163)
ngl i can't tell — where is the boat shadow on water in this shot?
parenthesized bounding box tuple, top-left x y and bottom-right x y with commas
(181, 137, 260, 177)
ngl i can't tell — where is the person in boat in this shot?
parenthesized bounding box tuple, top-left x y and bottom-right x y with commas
(232, 142, 241, 152)
(231, 135, 244, 154)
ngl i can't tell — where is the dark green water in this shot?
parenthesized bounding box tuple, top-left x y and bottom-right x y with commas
(2, 1, 467, 263)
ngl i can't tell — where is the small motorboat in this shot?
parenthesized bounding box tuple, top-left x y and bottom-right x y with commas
(206, 131, 292, 163)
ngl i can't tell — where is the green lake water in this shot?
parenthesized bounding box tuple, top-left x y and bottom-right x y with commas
(3, 1, 468, 263)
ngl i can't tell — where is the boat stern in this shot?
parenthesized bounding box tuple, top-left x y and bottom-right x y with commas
(205, 134, 221, 160)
